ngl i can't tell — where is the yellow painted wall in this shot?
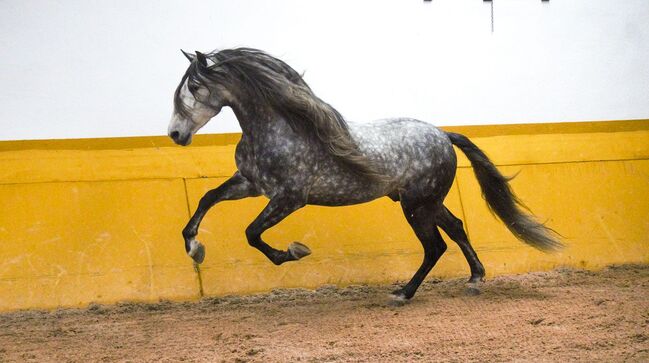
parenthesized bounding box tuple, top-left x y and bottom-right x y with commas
(0, 120, 647, 311)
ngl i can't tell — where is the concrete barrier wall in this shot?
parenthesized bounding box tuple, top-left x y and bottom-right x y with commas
(1, 120, 647, 311)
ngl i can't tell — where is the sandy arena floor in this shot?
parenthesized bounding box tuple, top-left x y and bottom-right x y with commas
(0, 265, 647, 362)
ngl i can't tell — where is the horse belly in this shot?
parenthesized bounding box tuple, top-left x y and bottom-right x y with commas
(306, 188, 385, 206)
(306, 168, 387, 206)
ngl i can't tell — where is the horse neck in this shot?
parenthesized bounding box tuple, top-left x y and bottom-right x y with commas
(228, 98, 280, 139)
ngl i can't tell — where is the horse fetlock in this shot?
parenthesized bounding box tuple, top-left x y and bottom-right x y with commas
(182, 227, 197, 240)
(469, 265, 486, 284)
(187, 239, 205, 264)
(288, 242, 311, 260)
(468, 274, 485, 284)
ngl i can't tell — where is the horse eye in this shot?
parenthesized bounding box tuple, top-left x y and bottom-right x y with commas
(188, 84, 199, 93)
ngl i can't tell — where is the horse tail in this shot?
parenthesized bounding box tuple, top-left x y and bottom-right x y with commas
(446, 132, 563, 252)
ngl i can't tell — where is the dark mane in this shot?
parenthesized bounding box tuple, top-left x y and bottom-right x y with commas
(174, 47, 386, 182)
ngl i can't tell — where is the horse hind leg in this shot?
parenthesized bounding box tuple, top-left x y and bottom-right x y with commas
(391, 199, 447, 301)
(437, 206, 486, 291)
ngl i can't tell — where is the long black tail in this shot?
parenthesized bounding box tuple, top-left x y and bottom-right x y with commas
(447, 132, 563, 252)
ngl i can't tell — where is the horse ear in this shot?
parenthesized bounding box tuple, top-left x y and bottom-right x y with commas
(180, 49, 194, 62)
(195, 51, 208, 67)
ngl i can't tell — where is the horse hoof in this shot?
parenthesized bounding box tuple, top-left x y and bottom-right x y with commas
(465, 283, 481, 296)
(288, 242, 311, 260)
(388, 291, 409, 306)
(187, 239, 205, 264)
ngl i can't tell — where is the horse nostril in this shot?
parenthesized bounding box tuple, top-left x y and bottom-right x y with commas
(170, 131, 180, 141)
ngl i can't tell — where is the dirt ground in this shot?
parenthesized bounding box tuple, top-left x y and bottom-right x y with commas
(1, 265, 647, 363)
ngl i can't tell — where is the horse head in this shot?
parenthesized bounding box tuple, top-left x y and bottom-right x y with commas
(168, 50, 231, 146)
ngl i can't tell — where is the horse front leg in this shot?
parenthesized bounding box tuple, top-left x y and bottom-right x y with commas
(183, 172, 260, 263)
(245, 194, 311, 265)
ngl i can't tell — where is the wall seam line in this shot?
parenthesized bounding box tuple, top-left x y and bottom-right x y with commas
(183, 178, 205, 298)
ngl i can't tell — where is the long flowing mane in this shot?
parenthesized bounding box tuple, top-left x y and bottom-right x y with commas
(175, 47, 386, 182)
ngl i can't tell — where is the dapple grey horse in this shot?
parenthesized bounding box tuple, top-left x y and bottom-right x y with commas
(168, 48, 561, 300)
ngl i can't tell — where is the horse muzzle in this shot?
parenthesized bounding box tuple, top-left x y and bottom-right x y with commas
(169, 130, 192, 146)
